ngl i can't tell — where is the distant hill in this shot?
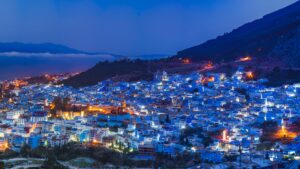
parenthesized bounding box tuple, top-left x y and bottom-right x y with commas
(0, 42, 84, 54)
(176, 1, 300, 66)
(62, 59, 155, 87)
(0, 42, 123, 81)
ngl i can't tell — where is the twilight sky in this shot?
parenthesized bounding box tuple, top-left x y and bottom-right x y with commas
(0, 0, 297, 56)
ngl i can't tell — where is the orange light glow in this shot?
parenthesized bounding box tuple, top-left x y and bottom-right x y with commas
(274, 126, 297, 142)
(12, 79, 28, 89)
(199, 61, 214, 71)
(88, 106, 108, 114)
(0, 141, 9, 152)
(203, 61, 213, 69)
(182, 58, 191, 64)
(92, 139, 100, 144)
(222, 130, 227, 141)
(50, 103, 55, 110)
(237, 56, 252, 62)
(28, 123, 37, 135)
(88, 105, 134, 115)
(200, 76, 215, 84)
(206, 61, 213, 68)
(245, 72, 254, 79)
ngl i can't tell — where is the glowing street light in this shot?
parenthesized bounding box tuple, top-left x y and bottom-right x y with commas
(245, 72, 254, 80)
(236, 56, 252, 62)
(223, 129, 227, 141)
(182, 58, 191, 64)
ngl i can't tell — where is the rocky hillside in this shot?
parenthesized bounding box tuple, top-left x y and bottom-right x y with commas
(268, 27, 300, 67)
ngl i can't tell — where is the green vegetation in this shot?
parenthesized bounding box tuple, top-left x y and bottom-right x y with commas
(259, 121, 278, 143)
(264, 67, 300, 87)
(154, 152, 200, 168)
(235, 87, 250, 101)
(0, 142, 205, 168)
(68, 157, 95, 168)
(12, 143, 150, 168)
(48, 96, 72, 118)
(180, 127, 213, 147)
(0, 150, 19, 160)
(51, 96, 70, 111)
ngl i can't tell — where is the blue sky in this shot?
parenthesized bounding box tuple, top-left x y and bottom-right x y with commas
(0, 0, 297, 56)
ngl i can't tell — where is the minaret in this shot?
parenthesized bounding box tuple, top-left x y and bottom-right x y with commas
(122, 100, 127, 109)
(264, 98, 268, 107)
(222, 129, 227, 142)
(162, 71, 169, 82)
(44, 99, 49, 107)
(281, 118, 285, 130)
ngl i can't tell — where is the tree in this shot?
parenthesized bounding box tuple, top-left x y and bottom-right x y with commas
(202, 136, 213, 147)
(62, 97, 71, 111)
(41, 149, 68, 169)
(52, 96, 63, 110)
(0, 161, 4, 169)
(165, 114, 171, 123)
(20, 144, 31, 157)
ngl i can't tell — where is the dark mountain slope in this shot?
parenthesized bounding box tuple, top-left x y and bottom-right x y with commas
(61, 58, 197, 87)
(62, 60, 155, 87)
(63, 1, 300, 87)
(176, 1, 300, 66)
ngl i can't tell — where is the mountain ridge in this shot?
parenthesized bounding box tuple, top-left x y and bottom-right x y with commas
(63, 1, 300, 87)
(176, 1, 300, 66)
(0, 42, 85, 54)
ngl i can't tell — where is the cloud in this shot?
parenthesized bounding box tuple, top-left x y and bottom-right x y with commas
(0, 52, 117, 60)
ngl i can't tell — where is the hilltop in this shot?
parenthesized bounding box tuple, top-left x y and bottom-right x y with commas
(63, 1, 300, 87)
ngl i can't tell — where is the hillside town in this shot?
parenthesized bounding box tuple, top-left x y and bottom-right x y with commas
(0, 65, 299, 168)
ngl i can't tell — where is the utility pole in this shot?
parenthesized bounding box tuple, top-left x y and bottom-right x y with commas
(239, 144, 242, 168)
